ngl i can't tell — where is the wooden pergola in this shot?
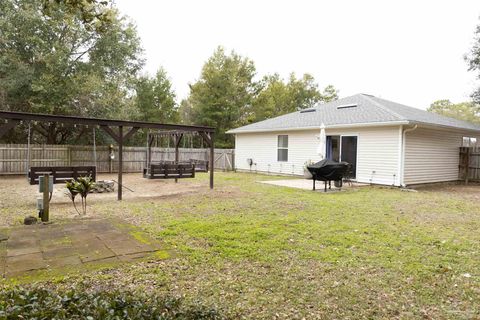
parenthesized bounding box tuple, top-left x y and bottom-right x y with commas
(0, 111, 215, 200)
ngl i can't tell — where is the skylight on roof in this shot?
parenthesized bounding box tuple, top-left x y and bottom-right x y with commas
(300, 109, 316, 113)
(337, 104, 358, 110)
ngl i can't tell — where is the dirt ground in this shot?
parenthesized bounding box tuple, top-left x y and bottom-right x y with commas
(0, 173, 210, 225)
(412, 181, 480, 201)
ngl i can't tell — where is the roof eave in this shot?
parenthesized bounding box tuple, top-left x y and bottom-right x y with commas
(227, 120, 410, 134)
(409, 121, 480, 133)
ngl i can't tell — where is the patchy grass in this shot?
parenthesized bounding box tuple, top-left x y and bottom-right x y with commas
(1, 173, 480, 319)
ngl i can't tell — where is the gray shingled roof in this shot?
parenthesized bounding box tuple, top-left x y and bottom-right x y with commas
(227, 94, 480, 133)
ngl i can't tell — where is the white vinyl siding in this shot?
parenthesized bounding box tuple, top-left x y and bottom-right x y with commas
(234, 125, 402, 186)
(403, 127, 480, 185)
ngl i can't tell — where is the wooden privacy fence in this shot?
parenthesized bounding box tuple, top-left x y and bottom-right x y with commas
(459, 147, 480, 183)
(0, 144, 234, 175)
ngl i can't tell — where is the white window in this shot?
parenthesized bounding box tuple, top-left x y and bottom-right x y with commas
(462, 137, 478, 147)
(277, 135, 288, 162)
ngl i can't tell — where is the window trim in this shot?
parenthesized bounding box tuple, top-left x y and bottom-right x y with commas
(463, 136, 478, 147)
(277, 135, 288, 162)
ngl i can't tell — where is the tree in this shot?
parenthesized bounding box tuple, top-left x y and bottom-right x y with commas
(178, 99, 195, 125)
(135, 68, 178, 123)
(428, 100, 480, 123)
(466, 18, 480, 103)
(0, 0, 143, 143)
(187, 46, 258, 148)
(42, 0, 115, 31)
(251, 73, 338, 122)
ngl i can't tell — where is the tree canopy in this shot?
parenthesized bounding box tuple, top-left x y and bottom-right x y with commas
(428, 100, 480, 123)
(251, 73, 337, 122)
(183, 46, 339, 148)
(0, 0, 143, 143)
(135, 68, 178, 124)
(185, 47, 258, 148)
(466, 18, 480, 103)
(1, 1, 340, 147)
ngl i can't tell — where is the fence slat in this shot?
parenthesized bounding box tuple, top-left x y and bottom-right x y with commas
(0, 144, 234, 174)
(459, 146, 480, 182)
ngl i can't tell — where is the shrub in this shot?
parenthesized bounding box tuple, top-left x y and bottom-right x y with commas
(0, 286, 225, 320)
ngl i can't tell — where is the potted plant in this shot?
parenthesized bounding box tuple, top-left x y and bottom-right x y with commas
(65, 176, 96, 215)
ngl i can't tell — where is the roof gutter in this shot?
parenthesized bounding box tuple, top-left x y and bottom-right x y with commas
(407, 121, 480, 134)
(227, 120, 410, 134)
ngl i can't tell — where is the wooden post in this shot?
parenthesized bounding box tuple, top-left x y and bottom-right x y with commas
(210, 133, 214, 189)
(174, 134, 183, 183)
(118, 126, 123, 200)
(42, 174, 49, 222)
(109, 144, 113, 173)
(465, 147, 470, 185)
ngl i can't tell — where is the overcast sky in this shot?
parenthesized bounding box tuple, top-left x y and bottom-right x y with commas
(115, 0, 480, 109)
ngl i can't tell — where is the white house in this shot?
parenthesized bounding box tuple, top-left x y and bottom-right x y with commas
(227, 94, 480, 186)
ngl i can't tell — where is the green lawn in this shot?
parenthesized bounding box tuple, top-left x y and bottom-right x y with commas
(2, 173, 480, 319)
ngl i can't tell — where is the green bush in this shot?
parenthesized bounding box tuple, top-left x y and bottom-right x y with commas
(0, 286, 225, 319)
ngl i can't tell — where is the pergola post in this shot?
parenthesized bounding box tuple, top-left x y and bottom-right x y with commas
(147, 134, 154, 168)
(199, 131, 215, 189)
(174, 133, 184, 183)
(118, 126, 123, 200)
(209, 133, 214, 189)
(100, 125, 139, 201)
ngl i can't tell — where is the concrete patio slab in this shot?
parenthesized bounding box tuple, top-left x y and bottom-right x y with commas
(259, 179, 364, 192)
(0, 218, 164, 279)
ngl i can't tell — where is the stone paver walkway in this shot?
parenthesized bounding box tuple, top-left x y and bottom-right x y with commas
(0, 219, 161, 278)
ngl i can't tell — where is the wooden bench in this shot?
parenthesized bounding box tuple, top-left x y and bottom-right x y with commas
(28, 166, 97, 185)
(189, 159, 209, 172)
(147, 159, 208, 172)
(143, 163, 195, 179)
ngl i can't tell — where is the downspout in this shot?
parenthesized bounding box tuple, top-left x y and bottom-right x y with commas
(400, 124, 418, 187)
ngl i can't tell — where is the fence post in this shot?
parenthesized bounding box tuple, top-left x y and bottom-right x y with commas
(465, 147, 470, 185)
(68, 146, 72, 166)
(223, 152, 226, 172)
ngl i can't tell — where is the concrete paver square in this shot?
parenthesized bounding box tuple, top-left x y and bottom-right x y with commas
(105, 239, 155, 256)
(97, 231, 130, 242)
(42, 246, 76, 259)
(80, 248, 117, 263)
(7, 238, 39, 248)
(0, 232, 8, 242)
(1, 218, 163, 278)
(7, 246, 42, 257)
(46, 255, 82, 268)
(6, 252, 47, 276)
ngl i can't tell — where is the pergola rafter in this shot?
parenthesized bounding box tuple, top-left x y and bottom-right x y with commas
(0, 111, 215, 200)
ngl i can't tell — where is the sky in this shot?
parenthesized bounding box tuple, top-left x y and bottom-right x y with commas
(115, 0, 480, 110)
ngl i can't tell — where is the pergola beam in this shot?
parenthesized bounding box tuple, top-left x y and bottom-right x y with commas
(0, 111, 214, 133)
(0, 110, 216, 200)
(100, 126, 121, 144)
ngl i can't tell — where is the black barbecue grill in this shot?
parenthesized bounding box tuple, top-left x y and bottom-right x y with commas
(306, 159, 350, 192)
